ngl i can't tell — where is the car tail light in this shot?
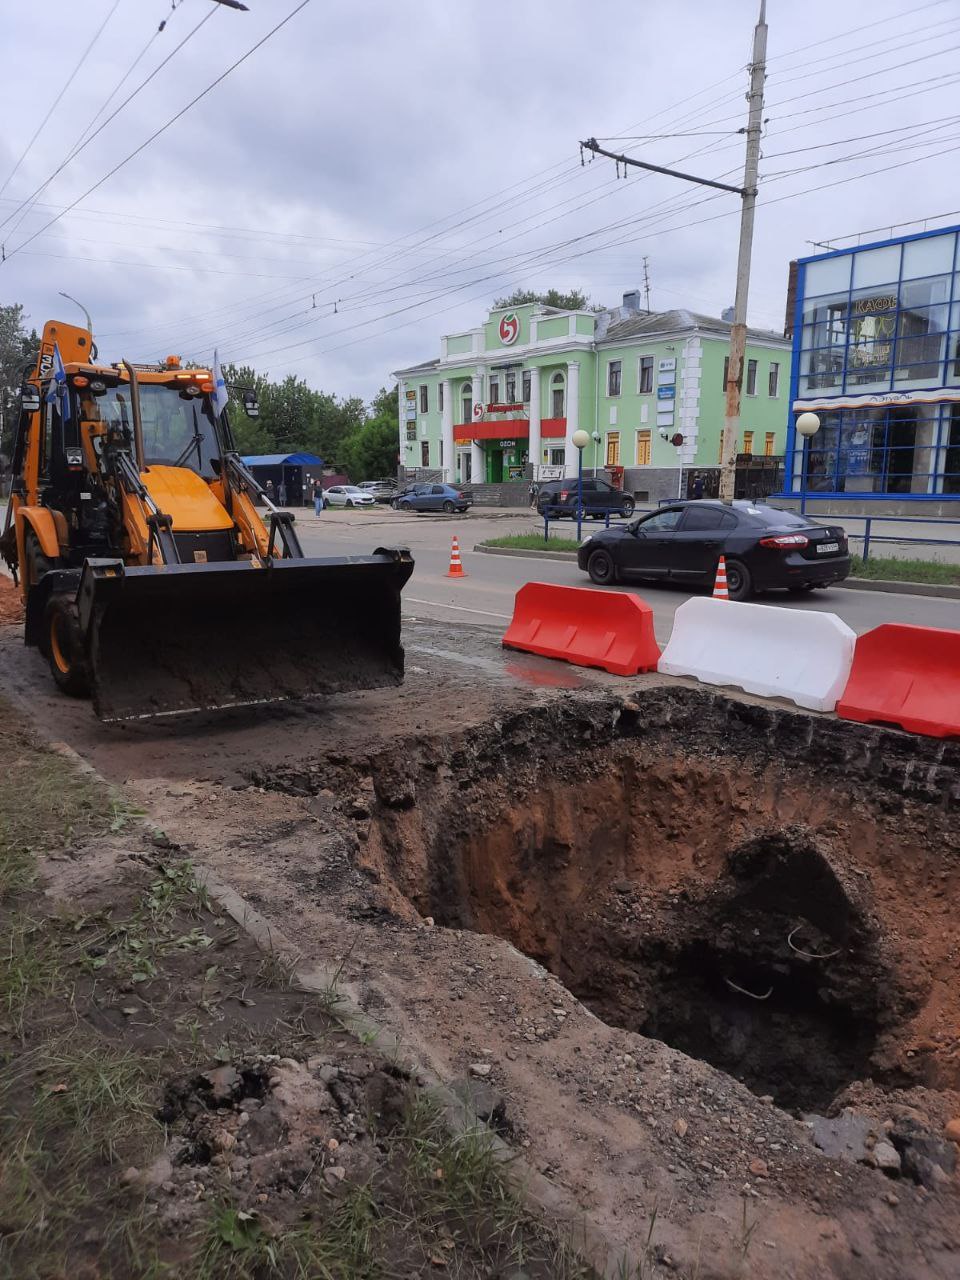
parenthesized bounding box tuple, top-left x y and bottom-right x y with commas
(759, 533, 809, 549)
(560, 489, 570, 500)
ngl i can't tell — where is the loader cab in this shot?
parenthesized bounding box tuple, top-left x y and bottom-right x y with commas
(78, 376, 225, 478)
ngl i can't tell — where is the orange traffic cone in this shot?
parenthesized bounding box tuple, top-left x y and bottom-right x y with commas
(446, 534, 466, 578)
(712, 555, 729, 600)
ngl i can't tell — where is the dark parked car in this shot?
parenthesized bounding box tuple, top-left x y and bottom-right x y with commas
(391, 483, 472, 514)
(536, 477, 635, 519)
(575, 500, 850, 601)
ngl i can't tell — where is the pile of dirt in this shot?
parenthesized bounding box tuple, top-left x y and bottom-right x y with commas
(0, 574, 24, 625)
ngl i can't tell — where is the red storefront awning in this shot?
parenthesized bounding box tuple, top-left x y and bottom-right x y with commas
(453, 417, 566, 443)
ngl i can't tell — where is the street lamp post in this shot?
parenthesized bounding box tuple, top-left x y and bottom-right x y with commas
(572, 428, 590, 542)
(795, 412, 821, 515)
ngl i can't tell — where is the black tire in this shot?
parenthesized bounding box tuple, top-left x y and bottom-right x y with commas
(44, 597, 91, 698)
(788, 583, 816, 595)
(725, 558, 752, 602)
(400, 500, 413, 511)
(322, 498, 331, 510)
(442, 500, 455, 514)
(620, 499, 635, 518)
(587, 548, 617, 586)
(345, 500, 354, 508)
(23, 529, 53, 589)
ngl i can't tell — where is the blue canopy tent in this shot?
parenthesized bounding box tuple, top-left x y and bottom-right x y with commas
(240, 452, 324, 506)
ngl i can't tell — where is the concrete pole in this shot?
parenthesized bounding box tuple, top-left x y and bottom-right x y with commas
(528, 367, 541, 479)
(440, 379, 453, 483)
(564, 362, 580, 474)
(470, 367, 484, 484)
(719, 0, 767, 504)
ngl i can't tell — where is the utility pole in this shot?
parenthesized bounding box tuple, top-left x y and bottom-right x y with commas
(642, 256, 651, 313)
(720, 0, 767, 502)
(580, 0, 768, 502)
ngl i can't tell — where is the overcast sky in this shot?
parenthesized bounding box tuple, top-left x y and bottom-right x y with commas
(2, 0, 959, 402)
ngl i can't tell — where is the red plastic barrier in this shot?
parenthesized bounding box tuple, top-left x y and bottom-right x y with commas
(502, 582, 660, 676)
(837, 623, 960, 738)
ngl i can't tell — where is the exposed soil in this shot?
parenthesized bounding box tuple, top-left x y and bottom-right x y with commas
(121, 684, 960, 1279)
(0, 704, 597, 1280)
(5, 611, 960, 1278)
(0, 575, 24, 625)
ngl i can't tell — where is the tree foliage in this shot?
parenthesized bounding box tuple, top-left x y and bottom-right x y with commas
(220, 364, 397, 480)
(0, 304, 40, 458)
(493, 287, 595, 312)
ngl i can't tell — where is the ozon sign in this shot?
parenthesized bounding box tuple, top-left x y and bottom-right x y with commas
(498, 312, 520, 345)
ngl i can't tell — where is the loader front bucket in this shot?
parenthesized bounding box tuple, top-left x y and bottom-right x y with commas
(76, 549, 414, 721)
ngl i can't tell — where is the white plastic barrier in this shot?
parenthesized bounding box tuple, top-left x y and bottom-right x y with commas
(658, 597, 857, 713)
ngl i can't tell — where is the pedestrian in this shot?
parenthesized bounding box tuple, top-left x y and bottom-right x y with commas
(313, 479, 323, 517)
(692, 473, 705, 500)
(265, 478, 275, 505)
(528, 480, 539, 508)
(277, 479, 287, 506)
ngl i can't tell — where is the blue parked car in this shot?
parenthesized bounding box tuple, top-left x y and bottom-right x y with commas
(392, 483, 472, 514)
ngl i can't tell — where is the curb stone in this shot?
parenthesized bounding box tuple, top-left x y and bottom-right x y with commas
(43, 739, 643, 1280)
(473, 543, 960, 597)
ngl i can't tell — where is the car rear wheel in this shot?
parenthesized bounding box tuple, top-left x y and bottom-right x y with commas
(587, 548, 617, 586)
(724, 558, 752, 602)
(45, 597, 91, 698)
(620, 498, 635, 518)
(442, 500, 454, 513)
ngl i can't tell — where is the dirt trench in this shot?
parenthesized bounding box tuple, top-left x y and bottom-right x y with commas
(353, 688, 960, 1115)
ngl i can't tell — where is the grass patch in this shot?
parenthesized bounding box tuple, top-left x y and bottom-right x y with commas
(482, 532, 585, 552)
(850, 554, 960, 584)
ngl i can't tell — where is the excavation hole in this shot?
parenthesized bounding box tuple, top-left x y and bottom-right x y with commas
(407, 754, 897, 1116)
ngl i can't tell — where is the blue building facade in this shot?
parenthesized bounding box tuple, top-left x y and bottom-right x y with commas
(784, 225, 960, 501)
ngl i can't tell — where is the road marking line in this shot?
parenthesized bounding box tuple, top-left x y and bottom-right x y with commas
(405, 596, 511, 620)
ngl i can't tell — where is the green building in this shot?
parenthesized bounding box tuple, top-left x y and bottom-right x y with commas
(394, 293, 791, 502)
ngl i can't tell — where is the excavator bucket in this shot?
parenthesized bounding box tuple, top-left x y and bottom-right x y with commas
(77, 548, 414, 721)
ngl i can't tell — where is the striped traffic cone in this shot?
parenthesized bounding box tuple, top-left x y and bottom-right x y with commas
(712, 555, 729, 600)
(446, 534, 466, 578)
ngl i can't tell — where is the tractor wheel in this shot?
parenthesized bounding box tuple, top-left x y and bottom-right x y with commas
(45, 597, 91, 698)
(23, 529, 52, 589)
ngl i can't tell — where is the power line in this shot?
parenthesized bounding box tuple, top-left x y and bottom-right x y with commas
(1, 0, 313, 264)
(0, 0, 122, 203)
(0, 3, 219, 238)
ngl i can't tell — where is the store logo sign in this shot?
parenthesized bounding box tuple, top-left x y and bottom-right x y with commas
(498, 312, 520, 345)
(854, 295, 896, 315)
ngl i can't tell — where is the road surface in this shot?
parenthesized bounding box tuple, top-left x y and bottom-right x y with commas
(295, 506, 960, 646)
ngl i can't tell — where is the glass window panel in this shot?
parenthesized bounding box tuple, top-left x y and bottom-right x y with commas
(801, 294, 849, 348)
(901, 232, 956, 280)
(803, 254, 851, 296)
(852, 244, 901, 288)
(850, 285, 898, 316)
(900, 275, 952, 309)
(898, 303, 949, 337)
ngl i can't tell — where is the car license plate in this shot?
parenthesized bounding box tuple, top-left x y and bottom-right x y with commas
(817, 541, 840, 554)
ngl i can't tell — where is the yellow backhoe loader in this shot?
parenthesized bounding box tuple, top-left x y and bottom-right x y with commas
(0, 319, 413, 721)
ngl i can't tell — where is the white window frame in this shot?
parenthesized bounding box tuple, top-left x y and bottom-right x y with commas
(607, 359, 622, 397)
(746, 359, 758, 397)
(768, 362, 780, 398)
(638, 355, 654, 394)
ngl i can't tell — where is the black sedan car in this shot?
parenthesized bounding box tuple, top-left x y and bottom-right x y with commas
(575, 500, 850, 600)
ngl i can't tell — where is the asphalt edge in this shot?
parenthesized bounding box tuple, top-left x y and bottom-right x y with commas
(473, 542, 960, 598)
(44, 737, 642, 1280)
